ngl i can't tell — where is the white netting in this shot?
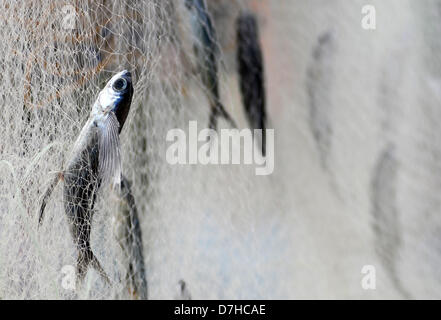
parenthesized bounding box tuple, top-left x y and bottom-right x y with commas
(2, 0, 441, 300)
(0, 0, 285, 299)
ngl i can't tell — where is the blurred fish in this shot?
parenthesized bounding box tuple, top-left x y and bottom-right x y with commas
(371, 145, 411, 298)
(185, 0, 237, 130)
(113, 175, 148, 299)
(39, 70, 134, 284)
(306, 31, 335, 170)
(236, 12, 267, 155)
(176, 279, 192, 300)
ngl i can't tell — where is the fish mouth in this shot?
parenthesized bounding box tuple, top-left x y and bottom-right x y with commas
(117, 70, 131, 81)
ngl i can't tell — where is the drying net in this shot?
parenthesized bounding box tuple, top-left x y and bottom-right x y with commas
(3, 0, 441, 300)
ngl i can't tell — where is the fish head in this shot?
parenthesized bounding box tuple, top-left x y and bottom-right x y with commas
(185, 0, 206, 12)
(95, 70, 134, 133)
(91, 70, 133, 188)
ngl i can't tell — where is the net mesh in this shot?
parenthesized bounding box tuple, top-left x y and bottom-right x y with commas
(2, 0, 441, 300)
(0, 0, 286, 299)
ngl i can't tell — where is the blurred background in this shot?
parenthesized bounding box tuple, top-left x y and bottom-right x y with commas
(1, 0, 441, 299)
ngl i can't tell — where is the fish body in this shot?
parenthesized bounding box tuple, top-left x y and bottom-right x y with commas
(40, 70, 133, 283)
(63, 120, 103, 282)
(185, 0, 236, 129)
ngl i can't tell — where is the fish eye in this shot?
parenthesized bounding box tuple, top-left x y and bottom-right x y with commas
(112, 78, 127, 92)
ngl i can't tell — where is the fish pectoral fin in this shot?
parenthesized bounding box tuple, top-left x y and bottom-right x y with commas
(97, 112, 121, 186)
(38, 171, 63, 226)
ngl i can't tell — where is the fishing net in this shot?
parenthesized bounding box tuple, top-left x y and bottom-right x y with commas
(0, 0, 286, 299)
(2, 0, 441, 300)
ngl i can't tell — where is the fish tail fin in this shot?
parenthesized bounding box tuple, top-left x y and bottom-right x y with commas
(77, 249, 110, 285)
